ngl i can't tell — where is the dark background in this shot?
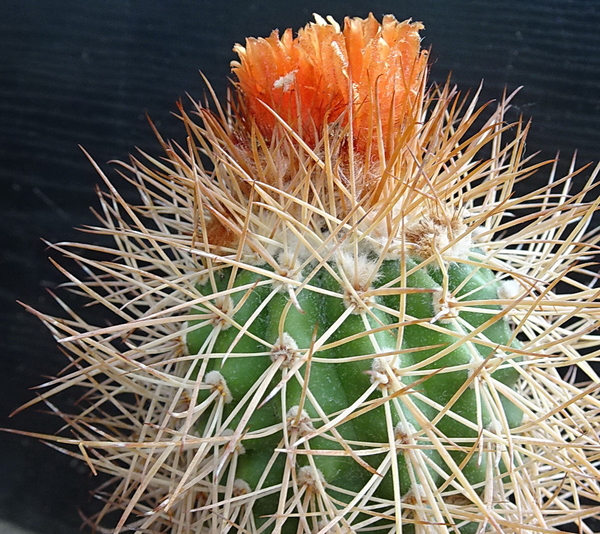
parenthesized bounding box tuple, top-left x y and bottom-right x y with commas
(2, 1, 600, 532)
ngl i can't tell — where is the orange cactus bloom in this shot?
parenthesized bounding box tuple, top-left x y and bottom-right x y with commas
(231, 13, 428, 154)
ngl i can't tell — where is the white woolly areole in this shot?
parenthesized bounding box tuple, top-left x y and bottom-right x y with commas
(404, 208, 472, 261)
(467, 353, 484, 387)
(270, 332, 302, 366)
(297, 465, 325, 488)
(337, 252, 379, 290)
(286, 406, 315, 436)
(395, 421, 417, 445)
(371, 354, 396, 371)
(194, 271, 210, 287)
(232, 479, 252, 497)
(487, 420, 503, 434)
(337, 252, 378, 312)
(204, 371, 233, 404)
(221, 429, 246, 455)
(449, 231, 473, 259)
(498, 279, 521, 301)
(271, 247, 304, 293)
(431, 289, 459, 323)
(210, 295, 234, 330)
(266, 235, 312, 267)
(471, 225, 487, 242)
(369, 355, 399, 388)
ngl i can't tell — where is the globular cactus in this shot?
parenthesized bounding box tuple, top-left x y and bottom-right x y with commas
(15, 13, 600, 534)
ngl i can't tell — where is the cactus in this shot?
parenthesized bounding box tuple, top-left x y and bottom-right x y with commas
(14, 13, 600, 534)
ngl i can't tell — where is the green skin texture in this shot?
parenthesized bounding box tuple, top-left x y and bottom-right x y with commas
(187, 257, 522, 532)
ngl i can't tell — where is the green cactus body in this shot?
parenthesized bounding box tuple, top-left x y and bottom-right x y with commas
(187, 254, 522, 532)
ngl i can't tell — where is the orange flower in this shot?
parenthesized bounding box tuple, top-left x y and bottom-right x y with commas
(231, 13, 428, 154)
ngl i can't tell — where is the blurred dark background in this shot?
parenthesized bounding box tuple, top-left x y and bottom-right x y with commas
(1, 1, 600, 532)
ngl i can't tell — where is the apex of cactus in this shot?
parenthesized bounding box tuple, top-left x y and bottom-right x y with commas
(12, 13, 600, 534)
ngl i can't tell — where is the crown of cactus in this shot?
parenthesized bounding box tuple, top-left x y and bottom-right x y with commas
(14, 13, 600, 534)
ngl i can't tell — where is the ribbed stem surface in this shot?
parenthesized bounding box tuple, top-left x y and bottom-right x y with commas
(187, 256, 522, 532)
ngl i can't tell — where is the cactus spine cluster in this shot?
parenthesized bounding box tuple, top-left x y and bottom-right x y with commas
(14, 13, 600, 534)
